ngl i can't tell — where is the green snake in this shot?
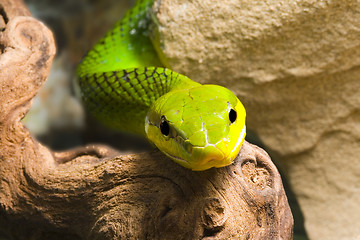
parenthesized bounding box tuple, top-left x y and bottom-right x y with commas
(77, 0, 246, 171)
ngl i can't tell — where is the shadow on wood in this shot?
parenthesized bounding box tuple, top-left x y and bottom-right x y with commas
(0, 0, 293, 239)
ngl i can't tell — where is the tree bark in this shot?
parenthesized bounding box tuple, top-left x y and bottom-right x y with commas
(0, 0, 293, 239)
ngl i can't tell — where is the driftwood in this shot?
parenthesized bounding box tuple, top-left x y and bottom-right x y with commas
(0, 0, 293, 239)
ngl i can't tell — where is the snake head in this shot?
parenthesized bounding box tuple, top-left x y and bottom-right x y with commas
(145, 84, 246, 171)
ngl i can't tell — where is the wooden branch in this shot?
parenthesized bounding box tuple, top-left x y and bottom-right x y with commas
(0, 0, 293, 239)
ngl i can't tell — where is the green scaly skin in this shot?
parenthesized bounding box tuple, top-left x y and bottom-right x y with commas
(77, 0, 246, 171)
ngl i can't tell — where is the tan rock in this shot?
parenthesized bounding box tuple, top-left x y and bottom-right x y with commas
(153, 0, 360, 239)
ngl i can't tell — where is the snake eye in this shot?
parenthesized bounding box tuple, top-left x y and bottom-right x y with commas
(229, 109, 237, 124)
(160, 116, 170, 136)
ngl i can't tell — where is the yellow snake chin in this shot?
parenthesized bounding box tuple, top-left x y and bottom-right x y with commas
(189, 117, 246, 171)
(228, 124, 246, 162)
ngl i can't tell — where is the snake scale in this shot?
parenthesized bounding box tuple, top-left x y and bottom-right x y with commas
(77, 0, 246, 171)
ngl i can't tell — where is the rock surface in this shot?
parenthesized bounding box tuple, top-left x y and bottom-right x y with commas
(152, 0, 360, 239)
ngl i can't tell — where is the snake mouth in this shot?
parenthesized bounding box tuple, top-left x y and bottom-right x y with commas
(162, 150, 190, 165)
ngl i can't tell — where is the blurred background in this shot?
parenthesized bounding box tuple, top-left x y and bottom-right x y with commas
(22, 0, 153, 154)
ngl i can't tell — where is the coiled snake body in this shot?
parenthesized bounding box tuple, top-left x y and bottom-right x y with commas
(77, 0, 246, 171)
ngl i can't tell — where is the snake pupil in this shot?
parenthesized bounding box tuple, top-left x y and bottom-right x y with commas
(229, 109, 237, 123)
(160, 118, 170, 136)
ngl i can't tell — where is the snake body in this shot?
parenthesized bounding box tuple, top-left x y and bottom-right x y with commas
(77, 0, 246, 171)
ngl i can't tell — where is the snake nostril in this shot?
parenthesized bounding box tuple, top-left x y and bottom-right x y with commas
(184, 142, 193, 154)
